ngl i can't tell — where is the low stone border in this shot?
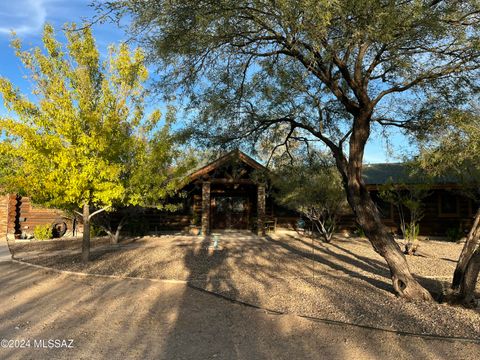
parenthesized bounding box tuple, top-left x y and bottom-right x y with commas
(8, 258, 480, 344)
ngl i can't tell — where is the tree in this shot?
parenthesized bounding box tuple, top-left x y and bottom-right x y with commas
(92, 107, 196, 244)
(105, 0, 480, 300)
(415, 108, 480, 305)
(0, 24, 191, 262)
(379, 179, 431, 255)
(272, 152, 347, 243)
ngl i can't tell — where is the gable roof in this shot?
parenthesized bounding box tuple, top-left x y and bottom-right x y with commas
(189, 151, 459, 186)
(188, 149, 266, 182)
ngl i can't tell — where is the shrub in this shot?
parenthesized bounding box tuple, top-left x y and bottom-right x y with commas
(405, 223, 420, 242)
(355, 225, 366, 238)
(33, 224, 53, 240)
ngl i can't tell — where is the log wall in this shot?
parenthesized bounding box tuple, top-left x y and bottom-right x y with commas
(0, 195, 8, 239)
(15, 196, 64, 237)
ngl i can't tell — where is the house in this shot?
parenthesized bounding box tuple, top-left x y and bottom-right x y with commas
(0, 150, 476, 239)
(139, 149, 297, 236)
(364, 163, 476, 236)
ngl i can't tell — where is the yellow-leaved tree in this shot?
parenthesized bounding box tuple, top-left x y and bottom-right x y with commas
(0, 24, 193, 262)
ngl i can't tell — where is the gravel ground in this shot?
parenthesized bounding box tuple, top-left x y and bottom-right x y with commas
(9, 230, 480, 339)
(3, 262, 478, 360)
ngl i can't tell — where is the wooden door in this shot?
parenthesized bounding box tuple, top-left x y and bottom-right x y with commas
(212, 196, 249, 229)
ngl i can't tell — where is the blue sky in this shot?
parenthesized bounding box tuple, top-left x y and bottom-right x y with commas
(0, 0, 410, 164)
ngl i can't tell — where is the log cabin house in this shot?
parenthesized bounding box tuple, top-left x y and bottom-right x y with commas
(0, 150, 476, 240)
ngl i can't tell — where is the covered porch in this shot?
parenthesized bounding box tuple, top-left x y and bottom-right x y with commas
(199, 179, 266, 236)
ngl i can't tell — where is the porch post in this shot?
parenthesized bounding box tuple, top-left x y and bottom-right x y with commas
(257, 185, 266, 236)
(201, 181, 211, 235)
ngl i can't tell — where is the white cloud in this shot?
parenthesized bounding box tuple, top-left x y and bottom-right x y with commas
(0, 0, 47, 36)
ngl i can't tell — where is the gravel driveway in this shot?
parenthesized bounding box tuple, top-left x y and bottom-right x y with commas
(1, 261, 480, 360)
(8, 230, 480, 340)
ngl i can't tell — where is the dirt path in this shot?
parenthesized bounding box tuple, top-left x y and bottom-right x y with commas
(0, 262, 478, 360)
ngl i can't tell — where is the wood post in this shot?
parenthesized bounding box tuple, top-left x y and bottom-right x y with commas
(257, 185, 266, 236)
(82, 203, 90, 263)
(202, 181, 211, 235)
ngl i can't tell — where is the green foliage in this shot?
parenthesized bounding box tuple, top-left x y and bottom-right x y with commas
(404, 223, 420, 243)
(90, 225, 107, 238)
(33, 224, 53, 240)
(272, 151, 347, 242)
(105, 0, 480, 155)
(379, 177, 430, 242)
(415, 109, 480, 202)
(0, 23, 195, 216)
(191, 212, 200, 226)
(355, 226, 366, 238)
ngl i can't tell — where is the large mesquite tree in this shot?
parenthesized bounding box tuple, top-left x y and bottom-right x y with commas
(104, 0, 480, 300)
(0, 24, 191, 262)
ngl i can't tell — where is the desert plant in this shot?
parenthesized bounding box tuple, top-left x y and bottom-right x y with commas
(90, 225, 107, 239)
(191, 212, 200, 226)
(33, 224, 53, 240)
(355, 226, 366, 238)
(404, 223, 420, 255)
(272, 152, 347, 243)
(379, 179, 430, 255)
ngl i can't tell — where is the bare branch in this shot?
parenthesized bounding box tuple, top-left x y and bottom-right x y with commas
(89, 206, 111, 220)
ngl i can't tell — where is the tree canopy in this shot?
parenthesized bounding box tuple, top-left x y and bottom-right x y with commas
(103, 0, 480, 153)
(101, 0, 480, 300)
(413, 107, 480, 304)
(0, 24, 194, 261)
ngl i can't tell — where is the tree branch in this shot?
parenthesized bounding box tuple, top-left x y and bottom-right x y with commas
(89, 206, 111, 220)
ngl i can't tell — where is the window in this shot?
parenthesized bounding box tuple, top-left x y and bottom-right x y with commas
(438, 191, 459, 217)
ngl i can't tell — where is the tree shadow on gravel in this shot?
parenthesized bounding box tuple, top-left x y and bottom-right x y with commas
(9, 231, 479, 344)
(275, 233, 450, 299)
(266, 235, 392, 292)
(1, 261, 479, 359)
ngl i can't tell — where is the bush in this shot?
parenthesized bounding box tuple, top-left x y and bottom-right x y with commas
(355, 225, 366, 238)
(33, 224, 53, 240)
(405, 223, 420, 242)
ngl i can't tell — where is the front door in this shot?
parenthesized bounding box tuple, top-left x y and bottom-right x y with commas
(212, 196, 249, 229)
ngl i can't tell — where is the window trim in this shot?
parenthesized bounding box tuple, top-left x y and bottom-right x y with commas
(438, 191, 460, 217)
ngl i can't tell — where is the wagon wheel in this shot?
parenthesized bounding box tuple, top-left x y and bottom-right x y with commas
(51, 221, 67, 238)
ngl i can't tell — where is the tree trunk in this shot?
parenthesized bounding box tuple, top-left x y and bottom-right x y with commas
(82, 203, 90, 263)
(458, 248, 480, 305)
(350, 188, 433, 300)
(111, 216, 127, 244)
(332, 111, 432, 301)
(452, 208, 480, 290)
